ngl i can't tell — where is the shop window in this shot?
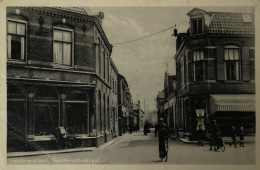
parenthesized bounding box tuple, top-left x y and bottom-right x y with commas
(193, 50, 204, 81)
(7, 85, 26, 145)
(53, 28, 73, 66)
(98, 91, 102, 132)
(224, 47, 239, 80)
(7, 20, 26, 61)
(35, 87, 59, 135)
(66, 89, 88, 134)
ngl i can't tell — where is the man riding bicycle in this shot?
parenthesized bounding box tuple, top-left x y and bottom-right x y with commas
(155, 118, 169, 161)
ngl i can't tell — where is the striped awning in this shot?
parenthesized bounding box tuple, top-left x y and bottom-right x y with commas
(209, 94, 255, 114)
(7, 77, 95, 89)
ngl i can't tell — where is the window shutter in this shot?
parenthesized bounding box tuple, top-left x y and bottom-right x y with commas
(242, 47, 250, 81)
(216, 46, 225, 81)
(187, 50, 193, 83)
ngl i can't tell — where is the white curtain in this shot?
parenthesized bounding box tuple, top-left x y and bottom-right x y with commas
(54, 42, 62, 64)
(63, 43, 71, 65)
(225, 49, 239, 60)
(234, 49, 239, 60)
(21, 37, 25, 60)
(224, 49, 229, 60)
(17, 23, 25, 35)
(229, 49, 234, 60)
(54, 30, 62, 41)
(63, 31, 71, 42)
(8, 22, 16, 34)
(7, 35, 11, 59)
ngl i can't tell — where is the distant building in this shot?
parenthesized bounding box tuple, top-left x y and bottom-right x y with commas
(162, 73, 177, 130)
(132, 101, 146, 131)
(6, 7, 121, 151)
(156, 91, 165, 121)
(117, 74, 133, 135)
(174, 8, 255, 136)
(156, 72, 177, 130)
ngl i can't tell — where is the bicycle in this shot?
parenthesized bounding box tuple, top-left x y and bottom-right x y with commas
(159, 139, 168, 162)
(55, 127, 84, 150)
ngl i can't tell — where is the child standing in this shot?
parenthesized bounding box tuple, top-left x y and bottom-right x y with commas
(239, 125, 245, 147)
(229, 126, 237, 148)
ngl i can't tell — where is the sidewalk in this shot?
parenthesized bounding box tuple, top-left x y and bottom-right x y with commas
(177, 136, 255, 144)
(7, 135, 123, 158)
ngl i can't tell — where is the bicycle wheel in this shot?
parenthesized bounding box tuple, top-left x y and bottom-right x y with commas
(164, 141, 168, 162)
(56, 138, 68, 150)
(73, 136, 84, 148)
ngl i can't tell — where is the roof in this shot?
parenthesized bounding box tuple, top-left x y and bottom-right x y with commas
(208, 12, 254, 35)
(54, 7, 88, 15)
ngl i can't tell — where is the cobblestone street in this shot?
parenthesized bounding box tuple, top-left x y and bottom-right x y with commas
(8, 132, 255, 164)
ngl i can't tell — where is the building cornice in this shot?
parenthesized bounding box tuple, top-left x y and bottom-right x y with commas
(174, 33, 255, 60)
(14, 7, 113, 52)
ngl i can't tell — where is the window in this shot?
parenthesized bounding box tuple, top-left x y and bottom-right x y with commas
(66, 90, 88, 134)
(193, 50, 204, 81)
(224, 47, 239, 80)
(53, 28, 73, 66)
(103, 49, 106, 79)
(35, 87, 58, 135)
(107, 54, 110, 82)
(98, 38, 101, 74)
(112, 78, 114, 92)
(192, 18, 203, 34)
(7, 20, 26, 61)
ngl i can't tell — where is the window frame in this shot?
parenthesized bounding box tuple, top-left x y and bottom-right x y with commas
(224, 46, 240, 81)
(192, 18, 203, 35)
(7, 18, 27, 63)
(52, 27, 74, 68)
(193, 49, 205, 82)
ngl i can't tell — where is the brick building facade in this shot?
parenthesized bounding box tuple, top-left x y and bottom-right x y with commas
(174, 8, 255, 136)
(7, 7, 119, 152)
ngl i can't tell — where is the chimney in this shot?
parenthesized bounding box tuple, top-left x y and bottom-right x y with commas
(98, 12, 104, 25)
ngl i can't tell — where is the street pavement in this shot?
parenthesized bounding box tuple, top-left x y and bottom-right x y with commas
(7, 132, 255, 164)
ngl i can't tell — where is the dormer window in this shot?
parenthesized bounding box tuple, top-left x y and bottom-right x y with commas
(192, 18, 203, 34)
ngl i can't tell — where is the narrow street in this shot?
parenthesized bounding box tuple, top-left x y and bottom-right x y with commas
(8, 132, 255, 164)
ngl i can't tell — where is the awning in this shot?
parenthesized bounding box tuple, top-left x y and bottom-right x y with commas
(7, 77, 95, 89)
(209, 94, 255, 114)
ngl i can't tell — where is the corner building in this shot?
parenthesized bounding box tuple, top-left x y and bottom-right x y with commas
(7, 7, 118, 151)
(174, 8, 255, 136)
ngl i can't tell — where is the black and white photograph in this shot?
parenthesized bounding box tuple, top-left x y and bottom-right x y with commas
(0, 0, 258, 169)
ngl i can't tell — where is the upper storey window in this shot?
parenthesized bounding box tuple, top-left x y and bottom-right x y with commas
(7, 20, 26, 61)
(193, 50, 204, 81)
(224, 46, 240, 80)
(53, 28, 73, 66)
(192, 18, 203, 34)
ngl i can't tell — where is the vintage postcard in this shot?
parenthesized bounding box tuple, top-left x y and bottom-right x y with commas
(0, 0, 259, 170)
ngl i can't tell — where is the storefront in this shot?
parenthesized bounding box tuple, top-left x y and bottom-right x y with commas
(209, 94, 255, 135)
(7, 78, 95, 151)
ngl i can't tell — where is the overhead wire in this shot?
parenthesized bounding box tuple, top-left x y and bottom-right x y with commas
(110, 26, 174, 45)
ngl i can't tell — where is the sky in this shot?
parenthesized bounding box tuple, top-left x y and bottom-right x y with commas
(89, 6, 254, 112)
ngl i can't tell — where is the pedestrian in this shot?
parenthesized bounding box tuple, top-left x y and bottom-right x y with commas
(209, 120, 221, 151)
(239, 124, 245, 147)
(155, 118, 169, 162)
(144, 121, 149, 135)
(229, 126, 237, 148)
(197, 125, 204, 146)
